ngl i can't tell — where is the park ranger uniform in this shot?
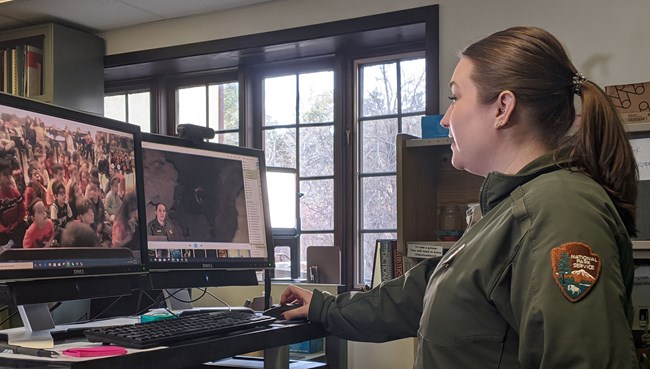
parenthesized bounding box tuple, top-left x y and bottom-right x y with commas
(308, 151, 638, 369)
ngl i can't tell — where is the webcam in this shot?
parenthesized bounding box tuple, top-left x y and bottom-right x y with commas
(177, 124, 215, 144)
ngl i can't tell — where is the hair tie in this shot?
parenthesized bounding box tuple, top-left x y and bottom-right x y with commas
(572, 72, 586, 95)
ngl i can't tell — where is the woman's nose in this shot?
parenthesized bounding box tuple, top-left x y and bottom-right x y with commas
(440, 105, 452, 128)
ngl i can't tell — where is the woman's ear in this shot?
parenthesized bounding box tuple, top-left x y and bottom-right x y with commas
(495, 90, 515, 129)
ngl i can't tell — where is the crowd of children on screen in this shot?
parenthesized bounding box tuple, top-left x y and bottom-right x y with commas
(0, 109, 140, 251)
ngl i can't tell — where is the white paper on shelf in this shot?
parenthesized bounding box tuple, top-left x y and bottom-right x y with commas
(406, 242, 446, 258)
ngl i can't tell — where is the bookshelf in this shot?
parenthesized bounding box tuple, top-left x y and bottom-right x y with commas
(397, 123, 650, 269)
(396, 133, 483, 269)
(0, 23, 105, 114)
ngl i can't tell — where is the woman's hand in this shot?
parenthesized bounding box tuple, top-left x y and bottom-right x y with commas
(280, 284, 313, 320)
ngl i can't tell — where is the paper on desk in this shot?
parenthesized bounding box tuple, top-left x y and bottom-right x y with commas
(7, 329, 53, 348)
(56, 317, 140, 329)
(0, 341, 166, 362)
(1, 317, 140, 349)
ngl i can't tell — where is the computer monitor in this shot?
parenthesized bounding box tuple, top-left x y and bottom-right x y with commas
(0, 92, 147, 341)
(140, 133, 273, 307)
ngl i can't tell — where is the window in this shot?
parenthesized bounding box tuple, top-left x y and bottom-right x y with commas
(355, 54, 426, 285)
(103, 6, 439, 288)
(177, 81, 240, 146)
(263, 70, 335, 279)
(104, 91, 151, 132)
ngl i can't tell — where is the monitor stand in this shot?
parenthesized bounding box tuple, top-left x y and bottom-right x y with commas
(1, 304, 56, 348)
(163, 289, 193, 310)
(0, 303, 140, 348)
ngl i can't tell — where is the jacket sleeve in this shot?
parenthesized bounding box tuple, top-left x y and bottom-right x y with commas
(308, 256, 440, 342)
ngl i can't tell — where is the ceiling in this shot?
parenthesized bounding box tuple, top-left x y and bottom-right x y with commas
(0, 0, 276, 33)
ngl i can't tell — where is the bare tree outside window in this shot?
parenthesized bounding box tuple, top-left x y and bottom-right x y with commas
(264, 70, 334, 279)
(357, 55, 425, 285)
(177, 81, 240, 145)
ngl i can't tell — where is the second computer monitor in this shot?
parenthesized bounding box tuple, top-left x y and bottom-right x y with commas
(140, 134, 273, 289)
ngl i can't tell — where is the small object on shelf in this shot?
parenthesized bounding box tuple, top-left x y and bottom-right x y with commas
(421, 114, 448, 138)
(604, 81, 650, 124)
(437, 205, 464, 241)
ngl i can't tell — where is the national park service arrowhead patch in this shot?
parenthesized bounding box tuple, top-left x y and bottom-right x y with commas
(550, 242, 601, 302)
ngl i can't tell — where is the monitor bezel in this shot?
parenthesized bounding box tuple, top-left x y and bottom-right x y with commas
(0, 92, 148, 283)
(140, 133, 275, 274)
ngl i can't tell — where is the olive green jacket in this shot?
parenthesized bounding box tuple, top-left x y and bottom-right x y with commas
(309, 152, 638, 368)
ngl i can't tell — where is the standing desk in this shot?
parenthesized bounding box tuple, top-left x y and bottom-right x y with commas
(0, 321, 346, 369)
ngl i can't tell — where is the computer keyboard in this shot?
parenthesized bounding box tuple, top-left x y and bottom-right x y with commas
(84, 310, 276, 348)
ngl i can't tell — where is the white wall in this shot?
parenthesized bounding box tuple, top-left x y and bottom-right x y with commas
(101, 0, 650, 110)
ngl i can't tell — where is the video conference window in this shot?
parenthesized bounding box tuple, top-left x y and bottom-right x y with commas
(141, 141, 268, 264)
(0, 103, 141, 270)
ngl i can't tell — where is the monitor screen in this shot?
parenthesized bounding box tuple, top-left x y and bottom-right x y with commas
(0, 93, 146, 305)
(140, 133, 273, 287)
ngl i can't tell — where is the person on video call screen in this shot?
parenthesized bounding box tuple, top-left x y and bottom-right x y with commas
(142, 148, 250, 243)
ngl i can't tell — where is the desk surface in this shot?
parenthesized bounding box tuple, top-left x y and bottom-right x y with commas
(0, 321, 330, 369)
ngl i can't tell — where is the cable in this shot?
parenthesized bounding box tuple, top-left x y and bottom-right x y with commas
(48, 302, 62, 312)
(202, 288, 232, 310)
(167, 288, 206, 304)
(86, 295, 125, 322)
(136, 290, 168, 316)
(0, 309, 18, 328)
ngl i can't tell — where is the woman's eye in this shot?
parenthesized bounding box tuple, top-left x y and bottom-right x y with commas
(447, 96, 457, 103)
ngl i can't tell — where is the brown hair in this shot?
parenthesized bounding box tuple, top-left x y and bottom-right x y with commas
(462, 26, 638, 236)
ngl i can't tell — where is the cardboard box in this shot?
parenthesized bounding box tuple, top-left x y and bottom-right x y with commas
(605, 81, 650, 123)
(619, 111, 650, 124)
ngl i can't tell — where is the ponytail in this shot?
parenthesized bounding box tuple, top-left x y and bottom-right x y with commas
(571, 81, 638, 236)
(462, 26, 638, 236)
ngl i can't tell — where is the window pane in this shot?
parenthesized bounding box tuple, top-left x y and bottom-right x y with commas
(178, 86, 206, 125)
(274, 246, 292, 279)
(300, 234, 334, 280)
(211, 132, 239, 146)
(127, 92, 150, 133)
(299, 71, 333, 124)
(361, 175, 396, 229)
(300, 179, 333, 231)
(361, 118, 397, 173)
(362, 62, 397, 117)
(104, 95, 126, 122)
(264, 75, 296, 126)
(267, 171, 297, 229)
(264, 128, 296, 168)
(401, 59, 426, 113)
(299, 126, 333, 177)
(208, 83, 239, 132)
(362, 232, 396, 286)
(402, 115, 422, 137)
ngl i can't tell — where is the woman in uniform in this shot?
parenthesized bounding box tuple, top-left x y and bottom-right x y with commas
(280, 26, 638, 369)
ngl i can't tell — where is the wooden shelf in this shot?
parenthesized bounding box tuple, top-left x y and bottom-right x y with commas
(397, 129, 650, 267)
(396, 133, 483, 268)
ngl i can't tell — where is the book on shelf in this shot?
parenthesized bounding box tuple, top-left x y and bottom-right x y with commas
(13, 44, 25, 96)
(392, 240, 404, 278)
(371, 239, 404, 287)
(24, 45, 43, 97)
(3, 48, 12, 94)
(0, 52, 3, 93)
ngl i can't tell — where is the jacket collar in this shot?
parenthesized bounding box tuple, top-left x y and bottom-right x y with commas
(479, 149, 572, 214)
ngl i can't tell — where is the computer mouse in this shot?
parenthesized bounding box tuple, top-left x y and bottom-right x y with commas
(263, 303, 301, 319)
